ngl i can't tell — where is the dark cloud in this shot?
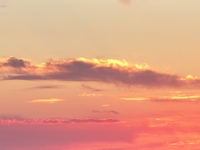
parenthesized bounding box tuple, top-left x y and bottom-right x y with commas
(82, 84, 104, 92)
(92, 110, 119, 115)
(1, 57, 30, 68)
(1, 57, 200, 88)
(0, 118, 121, 124)
(31, 85, 65, 89)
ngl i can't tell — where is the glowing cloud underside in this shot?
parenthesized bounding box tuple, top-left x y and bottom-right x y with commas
(1, 56, 200, 88)
(28, 98, 64, 103)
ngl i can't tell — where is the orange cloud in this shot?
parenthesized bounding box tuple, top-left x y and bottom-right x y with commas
(120, 94, 200, 102)
(79, 93, 102, 97)
(28, 98, 65, 103)
(1, 56, 200, 88)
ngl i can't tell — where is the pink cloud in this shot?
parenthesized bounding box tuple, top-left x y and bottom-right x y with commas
(0, 121, 134, 150)
(1, 112, 200, 150)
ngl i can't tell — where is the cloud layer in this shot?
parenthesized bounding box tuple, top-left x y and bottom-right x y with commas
(0, 118, 121, 125)
(92, 110, 119, 115)
(1, 56, 200, 88)
(0, 121, 133, 150)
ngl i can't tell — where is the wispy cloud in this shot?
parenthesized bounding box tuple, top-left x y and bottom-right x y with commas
(30, 85, 64, 89)
(0, 118, 121, 125)
(28, 98, 65, 103)
(120, 97, 149, 101)
(79, 93, 102, 97)
(120, 94, 200, 102)
(81, 84, 104, 92)
(1, 56, 200, 88)
(92, 110, 119, 115)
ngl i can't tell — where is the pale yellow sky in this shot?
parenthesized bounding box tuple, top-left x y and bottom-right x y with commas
(1, 0, 200, 76)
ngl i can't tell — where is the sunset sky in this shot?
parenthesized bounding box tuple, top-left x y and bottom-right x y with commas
(1, 0, 200, 150)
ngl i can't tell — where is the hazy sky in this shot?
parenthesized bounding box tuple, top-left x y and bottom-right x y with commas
(1, 0, 200, 150)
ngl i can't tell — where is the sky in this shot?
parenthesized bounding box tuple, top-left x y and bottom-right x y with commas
(1, 0, 200, 149)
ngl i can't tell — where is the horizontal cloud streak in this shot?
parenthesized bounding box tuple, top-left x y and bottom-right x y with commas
(31, 85, 64, 89)
(28, 98, 65, 103)
(0, 118, 121, 125)
(1, 56, 200, 88)
(92, 110, 119, 115)
(82, 84, 104, 92)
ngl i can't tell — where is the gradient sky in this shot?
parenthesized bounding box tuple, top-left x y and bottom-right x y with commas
(1, 0, 200, 150)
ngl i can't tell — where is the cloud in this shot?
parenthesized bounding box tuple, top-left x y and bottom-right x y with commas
(31, 85, 64, 89)
(0, 56, 34, 73)
(79, 93, 102, 97)
(92, 110, 119, 115)
(0, 121, 134, 150)
(1, 57, 200, 88)
(120, 95, 200, 102)
(1, 112, 200, 149)
(0, 118, 121, 125)
(82, 84, 104, 92)
(28, 98, 65, 103)
(0, 56, 30, 68)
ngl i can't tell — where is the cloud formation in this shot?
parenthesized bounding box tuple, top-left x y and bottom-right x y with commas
(82, 84, 104, 92)
(1, 56, 200, 88)
(0, 121, 134, 150)
(92, 110, 119, 115)
(31, 85, 64, 89)
(28, 98, 65, 103)
(0, 118, 121, 125)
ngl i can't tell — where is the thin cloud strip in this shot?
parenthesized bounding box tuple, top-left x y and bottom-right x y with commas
(28, 98, 65, 103)
(1, 56, 200, 88)
(92, 110, 119, 115)
(31, 85, 64, 89)
(0, 118, 121, 125)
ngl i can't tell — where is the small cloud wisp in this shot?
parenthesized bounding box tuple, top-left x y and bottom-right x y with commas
(28, 98, 65, 103)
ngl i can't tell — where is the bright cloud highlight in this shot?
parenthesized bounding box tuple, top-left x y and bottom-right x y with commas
(28, 98, 65, 103)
